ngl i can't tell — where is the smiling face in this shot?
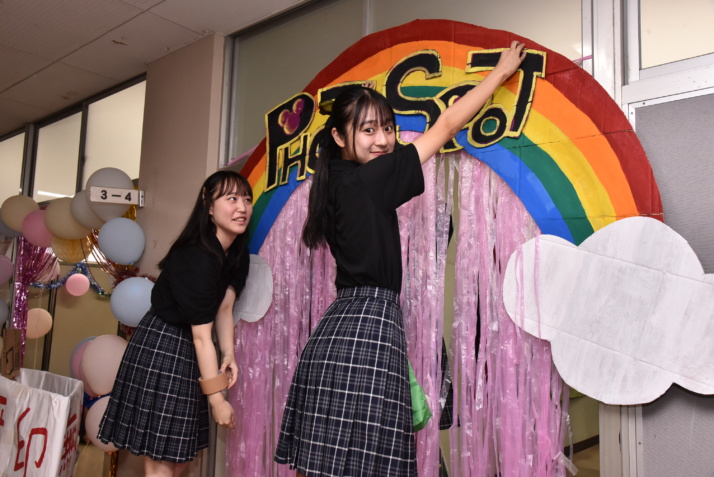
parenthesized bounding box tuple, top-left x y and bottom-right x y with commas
(209, 186, 253, 250)
(333, 109, 396, 164)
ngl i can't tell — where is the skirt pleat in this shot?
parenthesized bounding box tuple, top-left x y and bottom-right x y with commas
(275, 286, 416, 477)
(97, 310, 209, 463)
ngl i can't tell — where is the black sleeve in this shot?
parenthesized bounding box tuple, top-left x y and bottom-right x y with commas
(168, 247, 222, 325)
(357, 143, 424, 211)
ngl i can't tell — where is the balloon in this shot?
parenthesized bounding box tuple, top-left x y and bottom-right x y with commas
(85, 168, 134, 221)
(70, 336, 96, 379)
(21, 210, 53, 248)
(1, 195, 39, 233)
(0, 256, 13, 284)
(233, 254, 274, 324)
(80, 334, 127, 397)
(110, 277, 153, 327)
(51, 236, 90, 263)
(66, 273, 90, 296)
(26, 308, 53, 339)
(84, 396, 118, 453)
(44, 197, 91, 239)
(98, 217, 145, 265)
(0, 215, 21, 238)
(70, 190, 104, 230)
(0, 298, 8, 327)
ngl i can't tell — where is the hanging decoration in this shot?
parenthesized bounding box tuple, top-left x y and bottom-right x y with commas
(12, 236, 57, 363)
(30, 261, 110, 296)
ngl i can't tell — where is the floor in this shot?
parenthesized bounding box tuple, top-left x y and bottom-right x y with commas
(571, 445, 600, 477)
(74, 442, 601, 476)
(74, 441, 107, 476)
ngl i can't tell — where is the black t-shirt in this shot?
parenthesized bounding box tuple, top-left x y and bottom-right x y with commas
(151, 235, 250, 326)
(327, 143, 424, 292)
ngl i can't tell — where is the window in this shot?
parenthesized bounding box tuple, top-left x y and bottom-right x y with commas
(0, 133, 25, 204)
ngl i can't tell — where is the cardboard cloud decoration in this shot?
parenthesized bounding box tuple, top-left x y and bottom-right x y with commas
(503, 216, 714, 405)
(233, 255, 273, 324)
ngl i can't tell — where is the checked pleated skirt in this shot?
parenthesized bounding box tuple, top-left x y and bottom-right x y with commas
(275, 286, 417, 477)
(97, 310, 209, 463)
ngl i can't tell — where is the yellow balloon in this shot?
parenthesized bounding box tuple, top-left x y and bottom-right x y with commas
(51, 236, 90, 263)
(0, 195, 39, 232)
(45, 198, 91, 239)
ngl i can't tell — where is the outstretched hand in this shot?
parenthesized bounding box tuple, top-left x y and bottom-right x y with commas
(494, 40, 527, 80)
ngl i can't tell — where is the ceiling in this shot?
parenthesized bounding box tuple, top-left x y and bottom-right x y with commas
(0, 0, 311, 139)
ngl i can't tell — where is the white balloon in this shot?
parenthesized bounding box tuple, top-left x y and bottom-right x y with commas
(110, 277, 154, 327)
(85, 168, 134, 221)
(70, 190, 105, 230)
(233, 255, 273, 324)
(98, 218, 145, 265)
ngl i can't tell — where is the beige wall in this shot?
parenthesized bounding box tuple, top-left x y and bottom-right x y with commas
(137, 33, 227, 277)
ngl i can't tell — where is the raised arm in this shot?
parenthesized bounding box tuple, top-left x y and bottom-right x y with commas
(412, 40, 526, 164)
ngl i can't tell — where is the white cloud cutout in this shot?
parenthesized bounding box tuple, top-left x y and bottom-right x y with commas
(502, 217, 714, 405)
(233, 254, 273, 324)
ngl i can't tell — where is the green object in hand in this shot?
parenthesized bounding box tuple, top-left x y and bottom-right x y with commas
(409, 362, 432, 431)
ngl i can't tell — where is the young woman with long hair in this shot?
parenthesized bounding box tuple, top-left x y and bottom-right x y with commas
(275, 42, 526, 476)
(99, 171, 253, 477)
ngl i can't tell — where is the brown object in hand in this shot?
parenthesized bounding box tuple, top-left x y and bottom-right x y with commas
(198, 372, 228, 395)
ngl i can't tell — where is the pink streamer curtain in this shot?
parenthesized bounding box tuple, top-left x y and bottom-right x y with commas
(12, 236, 58, 363)
(229, 137, 569, 476)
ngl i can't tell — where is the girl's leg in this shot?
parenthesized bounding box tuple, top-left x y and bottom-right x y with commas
(144, 457, 176, 477)
(173, 462, 188, 477)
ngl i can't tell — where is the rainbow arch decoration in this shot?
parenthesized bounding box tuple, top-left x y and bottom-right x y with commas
(239, 19, 662, 253)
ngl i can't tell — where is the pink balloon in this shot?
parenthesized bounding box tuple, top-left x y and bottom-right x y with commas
(70, 337, 98, 397)
(84, 396, 118, 453)
(66, 273, 90, 296)
(26, 308, 53, 339)
(0, 256, 13, 283)
(70, 336, 94, 378)
(80, 334, 127, 396)
(21, 210, 52, 248)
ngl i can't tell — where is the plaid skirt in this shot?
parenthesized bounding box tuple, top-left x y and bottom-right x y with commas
(97, 309, 209, 463)
(275, 286, 416, 477)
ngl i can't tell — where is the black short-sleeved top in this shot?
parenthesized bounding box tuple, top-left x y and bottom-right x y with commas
(151, 235, 250, 326)
(327, 143, 424, 292)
